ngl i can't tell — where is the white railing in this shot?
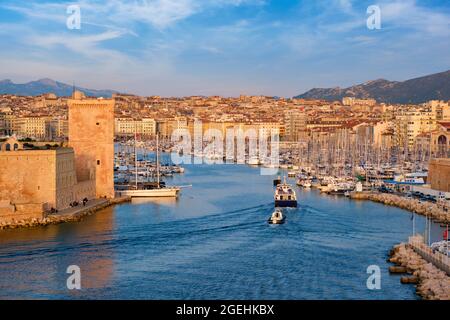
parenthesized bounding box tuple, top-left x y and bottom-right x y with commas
(408, 235, 450, 276)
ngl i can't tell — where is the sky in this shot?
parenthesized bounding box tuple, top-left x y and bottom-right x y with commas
(0, 0, 449, 97)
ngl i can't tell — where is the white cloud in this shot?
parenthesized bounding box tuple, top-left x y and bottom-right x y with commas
(2, 0, 265, 30)
(380, 0, 450, 36)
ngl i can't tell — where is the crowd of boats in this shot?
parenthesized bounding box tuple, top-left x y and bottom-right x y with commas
(114, 136, 183, 198)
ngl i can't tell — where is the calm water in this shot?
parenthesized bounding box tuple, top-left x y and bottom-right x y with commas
(1, 161, 444, 300)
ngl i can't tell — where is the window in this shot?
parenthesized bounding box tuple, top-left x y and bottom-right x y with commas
(97, 160, 101, 165)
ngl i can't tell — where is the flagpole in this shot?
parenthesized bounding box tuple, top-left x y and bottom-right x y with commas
(135, 121, 138, 190)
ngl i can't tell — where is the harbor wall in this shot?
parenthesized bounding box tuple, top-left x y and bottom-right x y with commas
(389, 241, 450, 300)
(350, 192, 450, 223)
(0, 197, 130, 230)
(409, 236, 450, 276)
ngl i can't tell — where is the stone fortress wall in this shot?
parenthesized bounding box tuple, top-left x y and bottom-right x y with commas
(0, 91, 114, 224)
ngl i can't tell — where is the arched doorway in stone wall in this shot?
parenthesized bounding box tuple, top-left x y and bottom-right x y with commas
(437, 135, 448, 158)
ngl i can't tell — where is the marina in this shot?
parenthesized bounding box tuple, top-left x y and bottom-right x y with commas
(0, 162, 446, 300)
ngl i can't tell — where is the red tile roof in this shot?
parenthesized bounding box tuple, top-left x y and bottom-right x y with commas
(438, 122, 450, 129)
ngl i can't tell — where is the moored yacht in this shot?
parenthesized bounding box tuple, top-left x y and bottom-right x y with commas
(116, 134, 181, 198)
(248, 156, 261, 165)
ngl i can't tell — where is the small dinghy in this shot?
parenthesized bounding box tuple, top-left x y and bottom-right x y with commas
(268, 209, 286, 224)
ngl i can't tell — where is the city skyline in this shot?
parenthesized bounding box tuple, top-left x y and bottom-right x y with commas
(0, 0, 449, 97)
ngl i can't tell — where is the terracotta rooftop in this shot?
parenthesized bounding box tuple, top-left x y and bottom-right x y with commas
(438, 122, 450, 129)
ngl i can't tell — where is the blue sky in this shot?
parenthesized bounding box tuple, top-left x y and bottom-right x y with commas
(0, 0, 449, 97)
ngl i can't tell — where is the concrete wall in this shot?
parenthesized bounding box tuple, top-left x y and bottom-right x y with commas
(68, 98, 115, 199)
(429, 158, 450, 192)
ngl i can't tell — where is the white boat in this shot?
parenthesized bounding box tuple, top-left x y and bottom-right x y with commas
(274, 178, 298, 207)
(118, 187, 180, 198)
(268, 209, 286, 224)
(117, 134, 181, 198)
(297, 179, 312, 188)
(248, 156, 260, 165)
(287, 171, 297, 178)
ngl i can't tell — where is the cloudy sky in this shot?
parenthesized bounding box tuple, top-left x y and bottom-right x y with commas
(0, 0, 449, 97)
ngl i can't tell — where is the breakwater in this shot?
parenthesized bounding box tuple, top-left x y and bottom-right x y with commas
(351, 192, 450, 224)
(389, 241, 450, 300)
(0, 197, 130, 231)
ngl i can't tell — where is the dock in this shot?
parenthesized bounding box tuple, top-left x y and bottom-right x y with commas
(0, 196, 131, 230)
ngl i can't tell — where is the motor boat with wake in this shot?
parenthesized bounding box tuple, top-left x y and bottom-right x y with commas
(268, 209, 286, 224)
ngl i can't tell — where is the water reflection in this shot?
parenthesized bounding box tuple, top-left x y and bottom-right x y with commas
(0, 208, 116, 298)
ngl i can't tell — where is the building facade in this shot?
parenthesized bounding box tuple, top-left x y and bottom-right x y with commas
(283, 109, 306, 141)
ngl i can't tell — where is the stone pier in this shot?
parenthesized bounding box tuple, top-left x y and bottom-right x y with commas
(350, 191, 450, 224)
(0, 196, 130, 230)
(389, 238, 450, 300)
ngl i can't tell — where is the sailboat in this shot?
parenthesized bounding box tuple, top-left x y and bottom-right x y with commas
(117, 134, 181, 198)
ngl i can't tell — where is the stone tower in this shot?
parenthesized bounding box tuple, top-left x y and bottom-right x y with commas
(68, 91, 115, 199)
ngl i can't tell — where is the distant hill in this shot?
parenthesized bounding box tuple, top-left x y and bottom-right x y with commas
(294, 70, 450, 104)
(0, 78, 118, 98)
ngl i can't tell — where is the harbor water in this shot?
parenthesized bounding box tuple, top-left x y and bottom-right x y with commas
(0, 160, 445, 300)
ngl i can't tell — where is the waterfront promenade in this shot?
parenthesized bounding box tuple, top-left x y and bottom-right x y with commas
(0, 197, 130, 230)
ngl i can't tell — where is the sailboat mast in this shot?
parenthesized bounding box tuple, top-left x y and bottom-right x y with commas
(135, 122, 138, 189)
(156, 133, 160, 188)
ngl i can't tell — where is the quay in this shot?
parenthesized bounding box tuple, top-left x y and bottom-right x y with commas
(0, 196, 130, 231)
(350, 191, 450, 224)
(389, 236, 450, 300)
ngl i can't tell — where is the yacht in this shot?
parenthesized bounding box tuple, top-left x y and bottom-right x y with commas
(297, 179, 312, 188)
(287, 171, 297, 178)
(118, 186, 180, 198)
(274, 178, 298, 207)
(248, 156, 261, 166)
(116, 135, 181, 198)
(268, 209, 286, 224)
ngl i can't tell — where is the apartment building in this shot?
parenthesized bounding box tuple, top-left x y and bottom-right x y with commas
(283, 109, 307, 141)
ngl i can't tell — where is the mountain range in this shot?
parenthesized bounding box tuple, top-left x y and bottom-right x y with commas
(1, 70, 449, 103)
(0, 78, 117, 98)
(295, 70, 450, 104)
